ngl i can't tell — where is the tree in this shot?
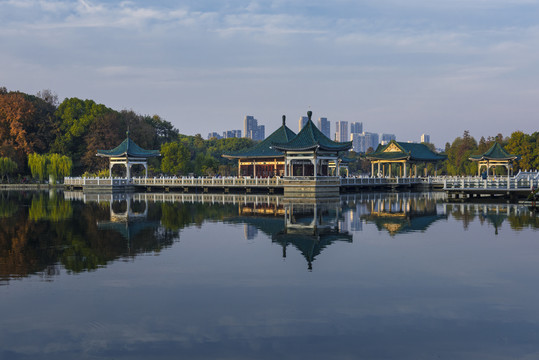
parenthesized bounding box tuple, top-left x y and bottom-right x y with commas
(47, 153, 72, 184)
(51, 98, 113, 171)
(145, 115, 179, 145)
(160, 142, 190, 175)
(506, 131, 535, 171)
(445, 130, 478, 175)
(36, 89, 59, 107)
(0, 157, 17, 182)
(82, 112, 125, 173)
(28, 153, 48, 182)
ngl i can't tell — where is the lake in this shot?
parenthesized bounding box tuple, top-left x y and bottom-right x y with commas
(1, 190, 538, 359)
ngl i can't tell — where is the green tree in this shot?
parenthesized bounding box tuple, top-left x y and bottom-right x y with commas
(160, 142, 191, 175)
(0, 157, 18, 182)
(28, 153, 48, 182)
(52, 98, 113, 172)
(445, 130, 478, 175)
(47, 153, 72, 184)
(506, 131, 535, 171)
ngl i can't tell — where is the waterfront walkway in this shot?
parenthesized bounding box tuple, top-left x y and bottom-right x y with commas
(64, 175, 428, 193)
(443, 172, 538, 200)
(63, 172, 538, 200)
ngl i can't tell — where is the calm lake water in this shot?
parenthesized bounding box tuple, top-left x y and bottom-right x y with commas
(1, 190, 538, 360)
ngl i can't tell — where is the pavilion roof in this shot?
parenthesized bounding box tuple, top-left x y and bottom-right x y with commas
(272, 113, 352, 152)
(366, 140, 447, 162)
(223, 117, 296, 159)
(469, 142, 519, 161)
(96, 136, 160, 158)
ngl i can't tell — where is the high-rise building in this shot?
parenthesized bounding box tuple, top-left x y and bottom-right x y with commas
(318, 117, 330, 138)
(335, 121, 348, 143)
(351, 132, 380, 153)
(380, 133, 396, 145)
(350, 122, 363, 135)
(298, 116, 308, 131)
(421, 134, 430, 143)
(244, 115, 265, 141)
(223, 130, 242, 138)
(207, 132, 222, 140)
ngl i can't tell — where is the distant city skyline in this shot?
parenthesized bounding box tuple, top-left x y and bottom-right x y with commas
(3, 1, 538, 148)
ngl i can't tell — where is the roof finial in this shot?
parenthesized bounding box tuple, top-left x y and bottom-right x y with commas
(307, 110, 312, 121)
(282, 115, 286, 126)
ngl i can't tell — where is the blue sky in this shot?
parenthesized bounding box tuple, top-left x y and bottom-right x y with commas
(2, 0, 539, 147)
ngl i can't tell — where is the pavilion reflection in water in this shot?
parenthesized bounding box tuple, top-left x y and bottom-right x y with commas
(96, 194, 161, 252)
(359, 193, 447, 236)
(229, 198, 353, 271)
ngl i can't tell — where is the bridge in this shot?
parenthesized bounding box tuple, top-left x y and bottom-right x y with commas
(64, 175, 430, 194)
(443, 171, 538, 200)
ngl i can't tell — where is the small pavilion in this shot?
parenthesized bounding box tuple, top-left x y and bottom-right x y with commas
(469, 142, 519, 177)
(223, 116, 296, 177)
(96, 133, 160, 179)
(271, 111, 352, 177)
(367, 140, 447, 178)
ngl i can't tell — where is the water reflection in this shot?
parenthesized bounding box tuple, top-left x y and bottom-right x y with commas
(1, 191, 538, 284)
(359, 193, 447, 236)
(444, 202, 539, 234)
(227, 197, 353, 270)
(0, 191, 178, 285)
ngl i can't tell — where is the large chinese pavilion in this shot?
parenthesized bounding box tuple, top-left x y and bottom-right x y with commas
(223, 115, 296, 177)
(469, 142, 519, 177)
(96, 133, 160, 179)
(271, 111, 352, 177)
(366, 140, 447, 177)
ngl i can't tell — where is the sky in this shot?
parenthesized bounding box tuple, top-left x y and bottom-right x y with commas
(1, 0, 539, 148)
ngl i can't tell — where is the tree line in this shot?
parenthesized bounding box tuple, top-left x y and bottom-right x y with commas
(0, 87, 537, 182)
(0, 87, 254, 182)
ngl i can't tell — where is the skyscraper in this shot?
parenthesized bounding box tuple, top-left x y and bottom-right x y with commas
(244, 115, 265, 141)
(298, 116, 308, 131)
(380, 133, 396, 145)
(350, 122, 363, 135)
(351, 132, 380, 153)
(318, 117, 330, 138)
(421, 134, 430, 143)
(335, 121, 348, 143)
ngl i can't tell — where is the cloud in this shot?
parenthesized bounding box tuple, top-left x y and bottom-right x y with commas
(2, 0, 539, 144)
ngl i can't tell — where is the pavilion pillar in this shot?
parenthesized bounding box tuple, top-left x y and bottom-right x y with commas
(371, 162, 374, 177)
(126, 162, 131, 179)
(253, 162, 256, 178)
(414, 164, 417, 178)
(377, 162, 380, 177)
(313, 156, 318, 177)
(404, 162, 408, 178)
(145, 164, 148, 178)
(389, 164, 392, 178)
(109, 163, 113, 177)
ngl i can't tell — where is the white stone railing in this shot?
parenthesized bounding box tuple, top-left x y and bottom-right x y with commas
(65, 176, 284, 187)
(442, 176, 538, 190)
(64, 177, 130, 186)
(340, 177, 424, 186)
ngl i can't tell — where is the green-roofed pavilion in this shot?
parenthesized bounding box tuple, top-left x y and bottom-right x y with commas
(222, 115, 296, 177)
(271, 111, 352, 177)
(97, 133, 160, 179)
(469, 142, 519, 177)
(366, 140, 447, 178)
